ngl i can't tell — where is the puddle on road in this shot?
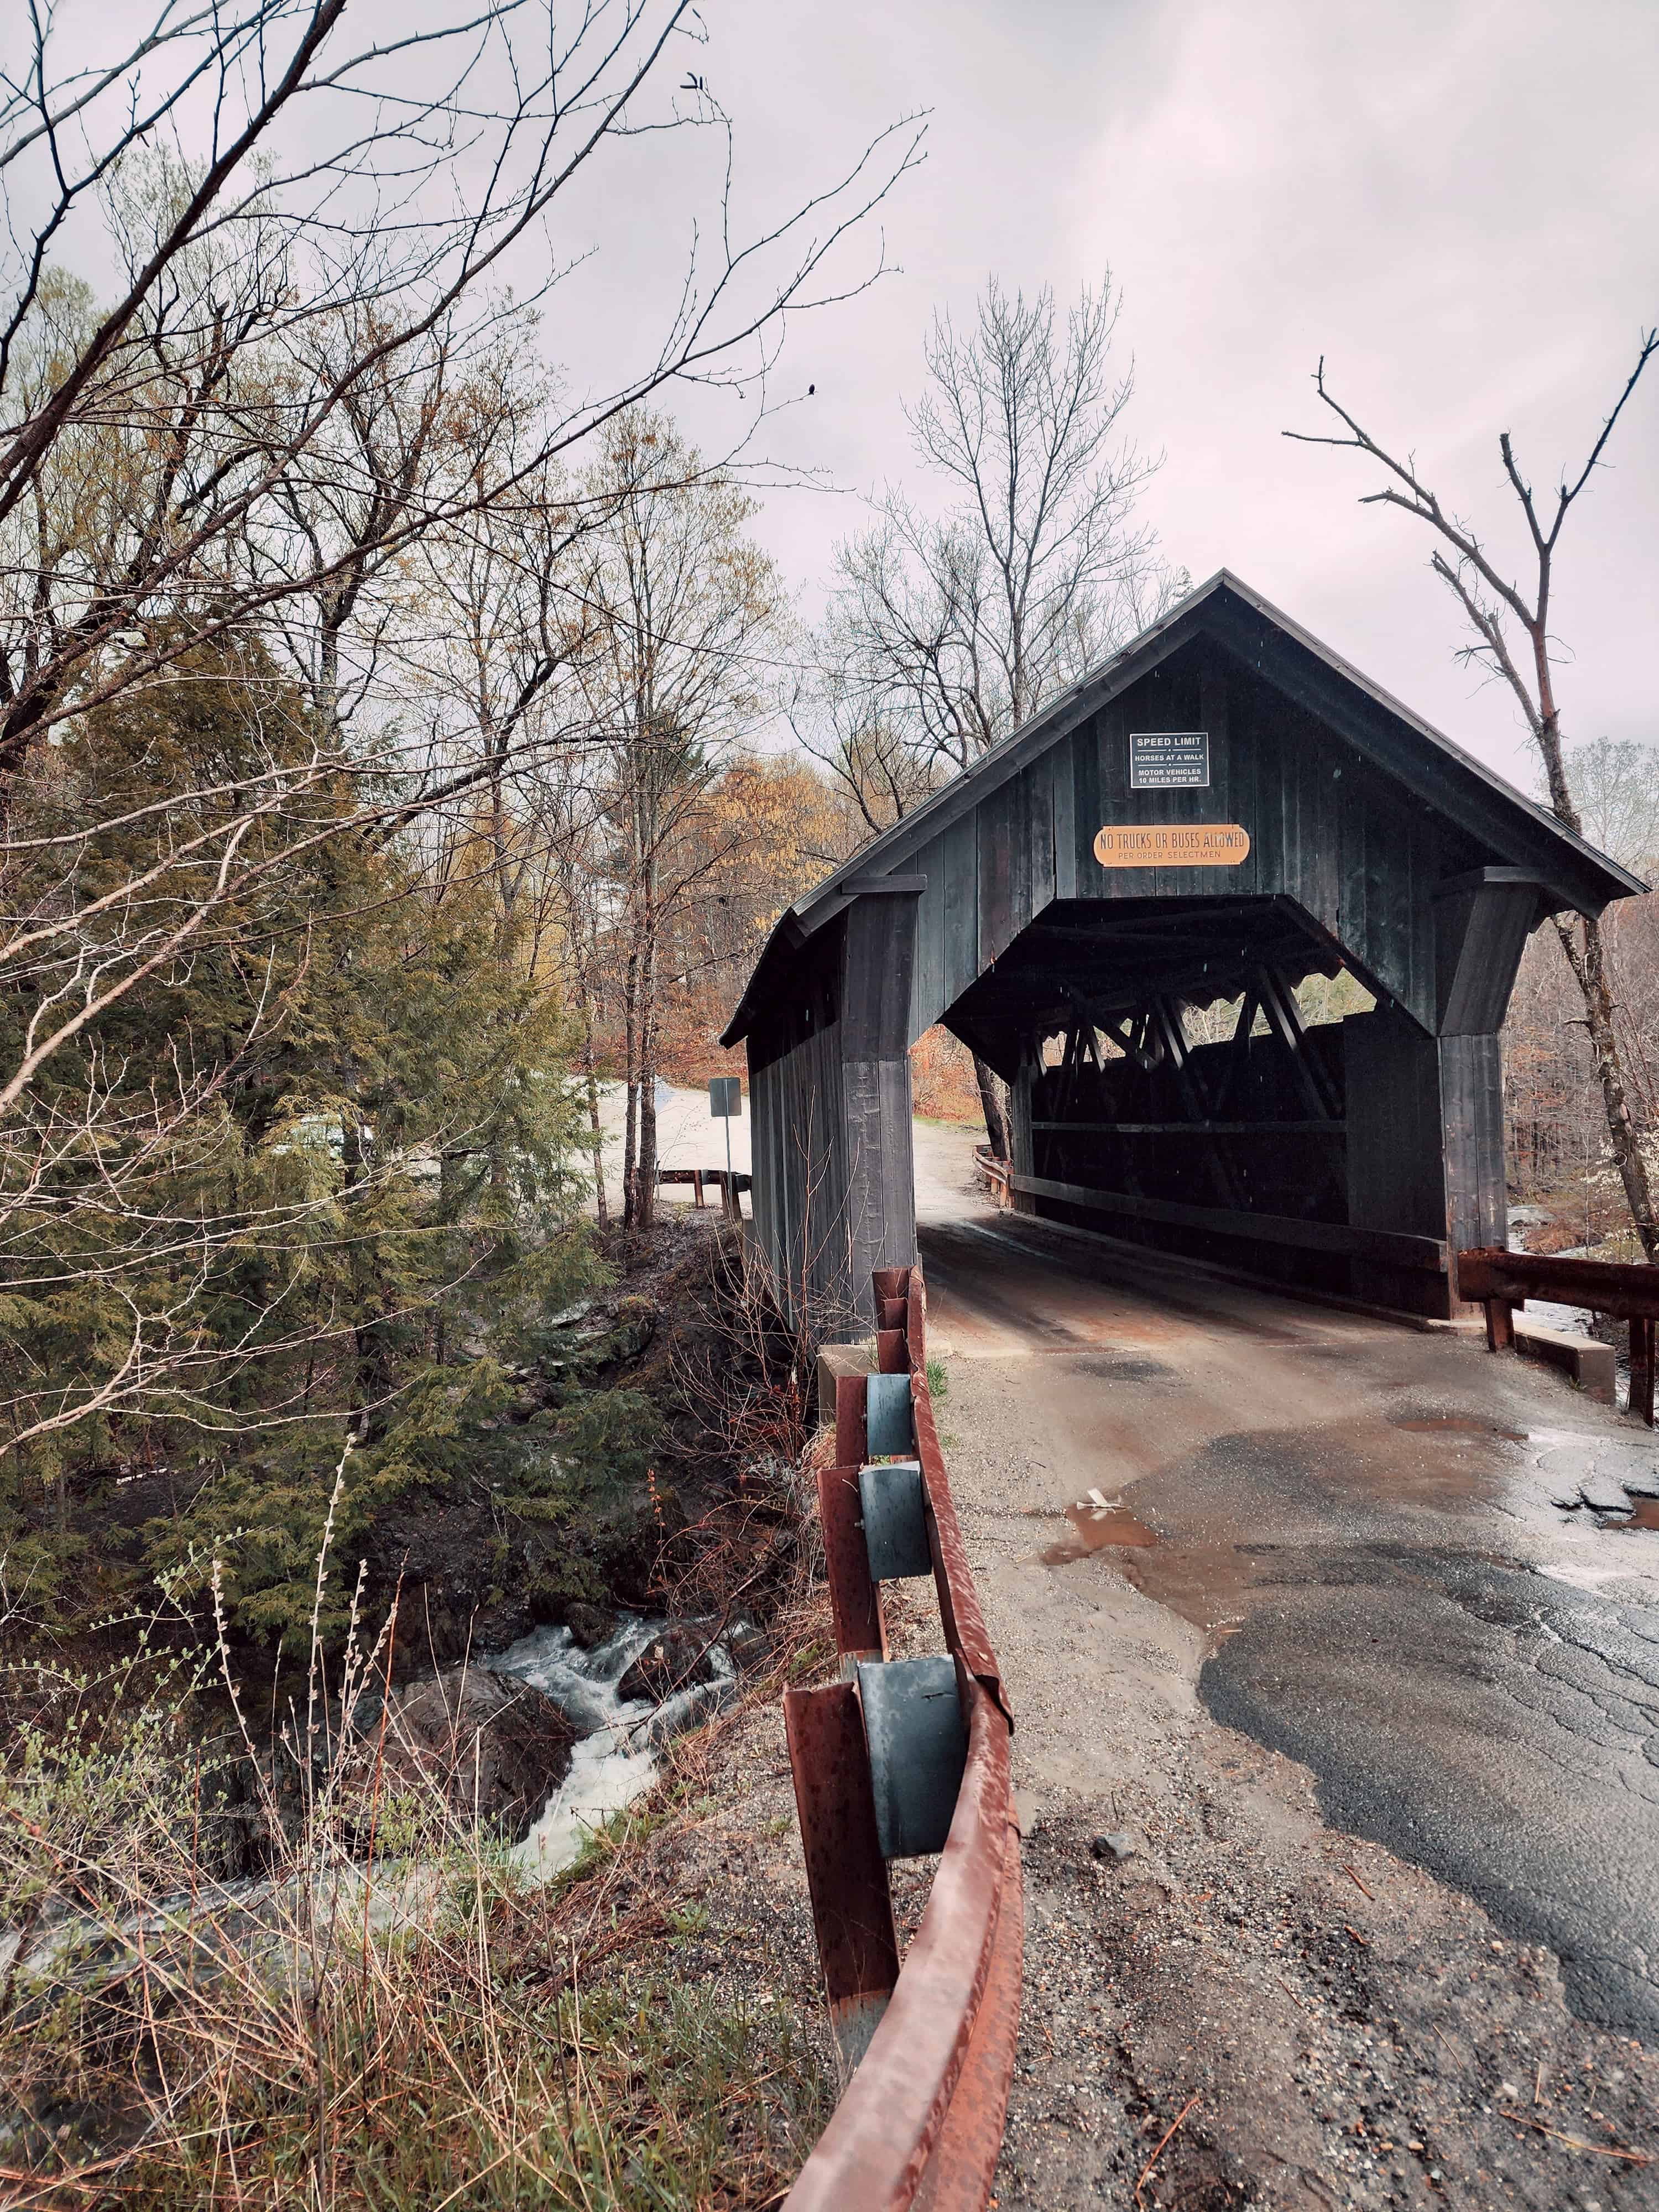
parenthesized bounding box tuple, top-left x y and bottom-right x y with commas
(1066, 1352, 1178, 1386)
(1042, 1490, 1160, 1564)
(1119, 1545, 1263, 1639)
(1618, 1499, 1659, 1533)
(1389, 1412, 1527, 1442)
(1036, 1489, 1268, 1639)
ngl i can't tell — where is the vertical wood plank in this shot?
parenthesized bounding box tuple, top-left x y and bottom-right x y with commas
(910, 832, 947, 1043)
(942, 815, 979, 1007)
(978, 789, 1014, 962)
(1052, 734, 1077, 900)
(1074, 719, 1102, 892)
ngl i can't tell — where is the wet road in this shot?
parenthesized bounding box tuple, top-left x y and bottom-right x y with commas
(918, 1207, 1659, 2043)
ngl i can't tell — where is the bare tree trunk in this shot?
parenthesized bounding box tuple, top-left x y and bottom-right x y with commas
(621, 933, 641, 1230)
(1291, 345, 1659, 1261)
(586, 1071, 608, 1230)
(1556, 914, 1659, 1258)
(973, 1053, 1011, 1161)
(636, 913, 660, 1230)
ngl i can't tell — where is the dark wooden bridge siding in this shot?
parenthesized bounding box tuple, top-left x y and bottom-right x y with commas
(746, 897, 920, 1334)
(749, 1020, 849, 1323)
(730, 580, 1637, 1332)
(905, 644, 1479, 1048)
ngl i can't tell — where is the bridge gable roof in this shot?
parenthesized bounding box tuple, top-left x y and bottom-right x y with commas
(723, 570, 1644, 1048)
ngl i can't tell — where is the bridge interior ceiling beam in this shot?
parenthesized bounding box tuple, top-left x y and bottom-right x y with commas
(934, 895, 1353, 1080)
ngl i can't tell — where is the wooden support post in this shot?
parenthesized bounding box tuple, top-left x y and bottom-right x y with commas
(1630, 1317, 1656, 1427)
(1433, 873, 1538, 1312)
(1485, 1298, 1515, 1354)
(1256, 966, 1342, 1120)
(1150, 996, 1239, 1209)
(840, 891, 923, 1331)
(783, 1680, 900, 2081)
(1214, 990, 1259, 1117)
(691, 1170, 705, 1209)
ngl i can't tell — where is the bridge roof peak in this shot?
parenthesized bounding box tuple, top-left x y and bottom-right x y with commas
(723, 569, 1644, 1050)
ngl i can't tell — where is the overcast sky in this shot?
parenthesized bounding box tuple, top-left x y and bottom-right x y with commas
(39, 2, 1659, 794)
(555, 0, 1658, 796)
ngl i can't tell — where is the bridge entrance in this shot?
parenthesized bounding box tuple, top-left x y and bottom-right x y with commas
(723, 573, 1641, 1333)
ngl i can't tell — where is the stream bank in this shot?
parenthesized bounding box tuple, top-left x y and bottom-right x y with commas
(1, 1208, 834, 2203)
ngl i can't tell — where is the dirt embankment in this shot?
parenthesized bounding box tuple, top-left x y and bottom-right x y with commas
(363, 1213, 805, 1673)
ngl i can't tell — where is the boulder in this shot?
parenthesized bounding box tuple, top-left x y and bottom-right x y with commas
(617, 1623, 719, 1705)
(564, 1601, 615, 1650)
(371, 1666, 577, 1839)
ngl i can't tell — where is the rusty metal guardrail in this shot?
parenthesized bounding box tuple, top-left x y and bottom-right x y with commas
(1457, 1245, 1657, 1425)
(782, 1262, 1021, 2212)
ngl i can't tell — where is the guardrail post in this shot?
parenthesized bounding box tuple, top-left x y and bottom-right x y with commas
(816, 1460, 884, 1662)
(784, 1681, 900, 2083)
(834, 1371, 869, 1468)
(1632, 1317, 1656, 1427)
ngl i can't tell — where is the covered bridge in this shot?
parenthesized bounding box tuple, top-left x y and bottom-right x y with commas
(722, 573, 1644, 1333)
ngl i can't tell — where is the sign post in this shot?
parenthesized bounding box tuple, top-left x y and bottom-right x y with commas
(709, 1076, 742, 1217)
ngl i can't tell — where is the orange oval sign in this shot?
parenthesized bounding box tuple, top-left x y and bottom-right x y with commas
(1093, 822, 1251, 868)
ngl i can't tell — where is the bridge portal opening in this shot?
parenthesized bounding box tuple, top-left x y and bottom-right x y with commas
(940, 889, 1452, 1311)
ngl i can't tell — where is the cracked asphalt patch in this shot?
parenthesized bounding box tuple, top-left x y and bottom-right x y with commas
(1202, 1551, 1659, 2039)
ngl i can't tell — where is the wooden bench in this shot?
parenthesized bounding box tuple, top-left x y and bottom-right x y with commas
(654, 1166, 752, 1216)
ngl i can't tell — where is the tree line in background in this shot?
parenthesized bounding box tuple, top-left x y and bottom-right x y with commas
(0, 0, 920, 1637)
(2, 0, 1654, 1653)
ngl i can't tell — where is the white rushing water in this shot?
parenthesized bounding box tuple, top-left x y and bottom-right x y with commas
(1, 1616, 740, 1991)
(486, 1614, 737, 1879)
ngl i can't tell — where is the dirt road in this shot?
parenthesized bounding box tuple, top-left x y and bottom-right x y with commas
(914, 1179, 1659, 2209)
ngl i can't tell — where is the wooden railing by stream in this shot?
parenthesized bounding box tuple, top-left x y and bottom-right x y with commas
(1457, 1246, 1658, 1426)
